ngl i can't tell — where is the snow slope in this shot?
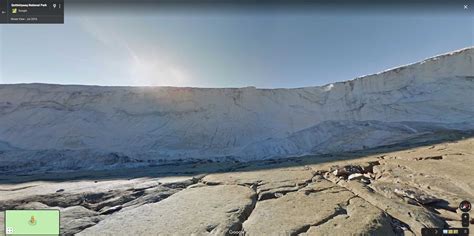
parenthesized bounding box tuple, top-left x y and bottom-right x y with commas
(0, 47, 473, 172)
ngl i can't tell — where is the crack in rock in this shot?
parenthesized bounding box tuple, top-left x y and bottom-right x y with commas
(302, 186, 338, 195)
(293, 205, 348, 236)
(321, 172, 446, 234)
(233, 187, 258, 235)
(389, 216, 413, 236)
(413, 155, 443, 161)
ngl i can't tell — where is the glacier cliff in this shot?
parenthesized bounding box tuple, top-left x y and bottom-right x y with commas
(0, 47, 473, 172)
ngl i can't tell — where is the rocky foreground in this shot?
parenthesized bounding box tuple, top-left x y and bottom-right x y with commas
(1, 134, 473, 236)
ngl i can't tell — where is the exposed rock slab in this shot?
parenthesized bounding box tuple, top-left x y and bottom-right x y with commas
(60, 206, 105, 235)
(0, 137, 473, 235)
(302, 197, 395, 236)
(77, 185, 256, 235)
(243, 180, 354, 235)
(202, 167, 314, 198)
(323, 175, 445, 234)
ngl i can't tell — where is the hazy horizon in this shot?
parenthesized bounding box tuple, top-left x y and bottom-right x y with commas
(0, 7, 472, 88)
(0, 46, 472, 90)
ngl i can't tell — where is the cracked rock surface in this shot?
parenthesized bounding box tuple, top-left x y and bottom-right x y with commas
(0, 137, 473, 236)
(302, 197, 394, 236)
(78, 185, 256, 235)
(243, 180, 355, 235)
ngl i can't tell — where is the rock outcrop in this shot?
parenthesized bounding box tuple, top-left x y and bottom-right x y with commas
(1, 137, 473, 235)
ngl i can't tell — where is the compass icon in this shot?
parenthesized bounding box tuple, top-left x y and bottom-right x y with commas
(459, 200, 472, 213)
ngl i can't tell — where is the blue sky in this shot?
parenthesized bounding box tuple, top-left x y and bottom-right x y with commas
(0, 9, 472, 88)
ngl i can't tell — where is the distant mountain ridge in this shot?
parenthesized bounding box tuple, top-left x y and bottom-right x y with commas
(0, 47, 473, 172)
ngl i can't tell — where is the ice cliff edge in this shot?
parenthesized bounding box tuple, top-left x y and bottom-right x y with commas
(0, 47, 473, 172)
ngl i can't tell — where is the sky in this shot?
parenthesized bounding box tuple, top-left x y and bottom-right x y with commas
(0, 5, 473, 88)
